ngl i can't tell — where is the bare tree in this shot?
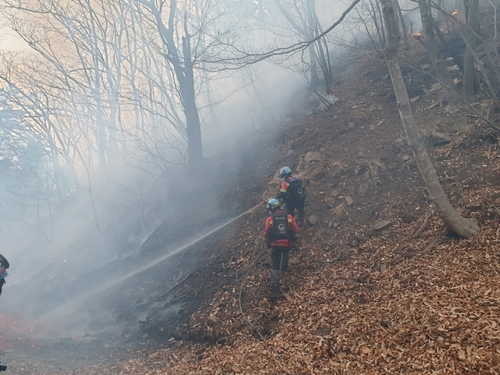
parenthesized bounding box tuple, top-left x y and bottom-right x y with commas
(0, 60, 76, 197)
(0, 83, 62, 235)
(380, 0, 478, 237)
(136, 0, 204, 172)
(270, 0, 331, 91)
(462, 0, 480, 99)
(417, 0, 459, 104)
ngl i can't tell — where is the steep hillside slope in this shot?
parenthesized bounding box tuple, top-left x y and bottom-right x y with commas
(133, 43, 499, 375)
(9, 40, 500, 374)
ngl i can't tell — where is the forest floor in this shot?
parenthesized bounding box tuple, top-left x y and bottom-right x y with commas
(3, 38, 500, 374)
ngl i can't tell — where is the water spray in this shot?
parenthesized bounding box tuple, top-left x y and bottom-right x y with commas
(90, 203, 263, 296)
(33, 203, 264, 327)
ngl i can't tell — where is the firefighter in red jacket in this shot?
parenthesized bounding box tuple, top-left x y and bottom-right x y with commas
(264, 198, 300, 294)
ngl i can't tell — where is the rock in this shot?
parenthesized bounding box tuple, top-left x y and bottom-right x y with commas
(429, 83, 441, 92)
(391, 138, 408, 153)
(325, 197, 336, 208)
(453, 117, 474, 134)
(447, 65, 460, 71)
(208, 314, 218, 324)
(308, 215, 318, 225)
(421, 64, 431, 69)
(373, 220, 391, 231)
(348, 122, 355, 128)
(331, 189, 340, 197)
(432, 131, 452, 146)
(315, 325, 331, 336)
(410, 96, 420, 103)
(304, 151, 322, 164)
(401, 214, 417, 223)
(334, 204, 345, 216)
(368, 160, 384, 179)
(345, 195, 353, 206)
(402, 154, 411, 161)
(290, 257, 301, 265)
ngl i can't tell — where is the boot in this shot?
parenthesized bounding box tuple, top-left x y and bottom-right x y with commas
(280, 252, 289, 273)
(270, 270, 280, 294)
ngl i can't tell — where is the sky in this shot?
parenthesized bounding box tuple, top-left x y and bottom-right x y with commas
(0, 19, 28, 51)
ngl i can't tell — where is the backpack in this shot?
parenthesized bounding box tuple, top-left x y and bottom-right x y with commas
(286, 178, 306, 205)
(267, 213, 292, 242)
(0, 254, 9, 269)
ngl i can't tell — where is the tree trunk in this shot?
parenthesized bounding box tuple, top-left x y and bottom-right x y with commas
(419, 0, 458, 104)
(88, 1, 107, 167)
(395, 0, 408, 48)
(181, 34, 204, 171)
(308, 44, 320, 89)
(145, 0, 204, 172)
(463, 0, 480, 99)
(380, 0, 478, 238)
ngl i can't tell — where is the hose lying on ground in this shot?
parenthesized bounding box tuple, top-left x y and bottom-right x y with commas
(238, 249, 296, 375)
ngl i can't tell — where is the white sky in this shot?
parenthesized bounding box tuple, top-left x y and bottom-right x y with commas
(0, 18, 29, 51)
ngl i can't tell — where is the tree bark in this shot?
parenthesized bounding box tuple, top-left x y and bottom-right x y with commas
(418, 0, 458, 104)
(395, 0, 408, 48)
(140, 0, 204, 172)
(463, 0, 480, 99)
(308, 44, 320, 89)
(380, 0, 478, 238)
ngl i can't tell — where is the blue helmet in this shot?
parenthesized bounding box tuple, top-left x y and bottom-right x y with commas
(266, 198, 281, 212)
(279, 166, 292, 177)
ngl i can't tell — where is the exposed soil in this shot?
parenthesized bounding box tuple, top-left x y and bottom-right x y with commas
(3, 38, 500, 374)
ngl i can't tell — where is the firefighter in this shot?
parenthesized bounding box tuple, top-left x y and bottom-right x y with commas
(264, 198, 299, 294)
(275, 166, 306, 226)
(0, 254, 9, 296)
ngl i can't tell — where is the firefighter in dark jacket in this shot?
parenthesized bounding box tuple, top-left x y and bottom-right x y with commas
(264, 198, 300, 294)
(0, 254, 10, 296)
(275, 166, 306, 226)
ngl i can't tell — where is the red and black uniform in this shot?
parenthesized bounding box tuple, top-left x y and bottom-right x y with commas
(264, 209, 300, 271)
(276, 176, 305, 225)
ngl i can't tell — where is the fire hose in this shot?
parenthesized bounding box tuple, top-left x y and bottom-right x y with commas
(238, 248, 296, 375)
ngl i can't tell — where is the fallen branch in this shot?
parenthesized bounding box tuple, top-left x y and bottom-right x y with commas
(412, 210, 434, 238)
(424, 229, 447, 253)
(486, 200, 500, 216)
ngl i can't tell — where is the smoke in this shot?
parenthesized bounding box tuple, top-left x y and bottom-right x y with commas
(0, 0, 360, 357)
